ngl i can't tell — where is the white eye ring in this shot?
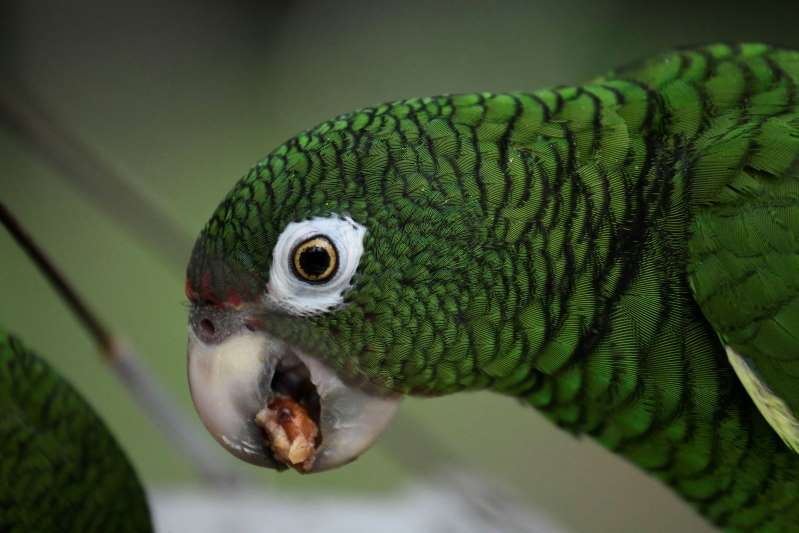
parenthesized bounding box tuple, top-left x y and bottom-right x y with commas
(267, 215, 366, 316)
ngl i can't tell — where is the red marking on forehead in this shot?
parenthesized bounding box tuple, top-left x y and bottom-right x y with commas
(201, 272, 213, 298)
(186, 251, 266, 310)
(225, 289, 242, 308)
(186, 272, 254, 309)
(185, 271, 222, 306)
(184, 278, 194, 301)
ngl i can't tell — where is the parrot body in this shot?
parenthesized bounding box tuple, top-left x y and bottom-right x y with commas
(187, 43, 799, 531)
(0, 332, 152, 532)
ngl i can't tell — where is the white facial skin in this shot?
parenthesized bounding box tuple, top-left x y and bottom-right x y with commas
(266, 215, 366, 316)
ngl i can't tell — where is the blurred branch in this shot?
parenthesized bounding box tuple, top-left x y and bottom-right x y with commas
(0, 201, 237, 486)
(0, 202, 111, 356)
(0, 83, 192, 274)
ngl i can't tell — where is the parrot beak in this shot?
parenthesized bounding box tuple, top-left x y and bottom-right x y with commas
(187, 325, 401, 473)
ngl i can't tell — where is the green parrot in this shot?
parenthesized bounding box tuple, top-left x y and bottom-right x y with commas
(186, 43, 799, 531)
(0, 332, 152, 532)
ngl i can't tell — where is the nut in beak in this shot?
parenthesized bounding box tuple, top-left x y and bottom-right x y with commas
(187, 326, 400, 473)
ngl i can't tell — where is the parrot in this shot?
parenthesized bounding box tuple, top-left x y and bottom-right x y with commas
(0, 331, 153, 532)
(185, 43, 799, 531)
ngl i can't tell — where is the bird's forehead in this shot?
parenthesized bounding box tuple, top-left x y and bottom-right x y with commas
(185, 134, 374, 308)
(185, 241, 266, 308)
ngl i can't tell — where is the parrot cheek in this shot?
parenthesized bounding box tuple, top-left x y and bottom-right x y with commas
(187, 324, 401, 473)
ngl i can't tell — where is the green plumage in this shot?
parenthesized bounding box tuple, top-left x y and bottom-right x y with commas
(190, 43, 799, 530)
(0, 332, 152, 532)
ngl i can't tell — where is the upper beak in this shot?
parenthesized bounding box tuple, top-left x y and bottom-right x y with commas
(187, 326, 401, 473)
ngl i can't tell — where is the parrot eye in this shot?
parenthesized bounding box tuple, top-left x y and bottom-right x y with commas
(267, 215, 366, 316)
(291, 235, 338, 283)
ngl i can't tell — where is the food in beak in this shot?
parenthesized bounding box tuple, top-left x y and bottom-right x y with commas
(187, 326, 401, 473)
(256, 396, 319, 472)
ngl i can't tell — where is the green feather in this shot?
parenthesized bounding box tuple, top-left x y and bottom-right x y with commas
(0, 331, 152, 533)
(190, 43, 799, 530)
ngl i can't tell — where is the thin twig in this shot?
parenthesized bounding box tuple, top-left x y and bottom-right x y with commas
(0, 201, 238, 486)
(0, 202, 112, 356)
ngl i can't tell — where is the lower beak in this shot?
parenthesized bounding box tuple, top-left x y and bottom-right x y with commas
(187, 327, 400, 473)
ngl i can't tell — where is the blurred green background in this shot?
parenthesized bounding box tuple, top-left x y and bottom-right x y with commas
(2, 2, 798, 532)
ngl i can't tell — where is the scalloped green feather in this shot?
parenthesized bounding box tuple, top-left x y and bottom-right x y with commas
(190, 43, 799, 530)
(0, 331, 152, 533)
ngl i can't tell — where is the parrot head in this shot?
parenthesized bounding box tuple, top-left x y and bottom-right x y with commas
(186, 102, 494, 472)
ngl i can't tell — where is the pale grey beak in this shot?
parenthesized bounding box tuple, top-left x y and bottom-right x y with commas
(187, 327, 400, 472)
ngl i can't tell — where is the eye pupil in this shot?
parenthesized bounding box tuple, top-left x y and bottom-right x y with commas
(299, 246, 330, 277)
(291, 235, 338, 283)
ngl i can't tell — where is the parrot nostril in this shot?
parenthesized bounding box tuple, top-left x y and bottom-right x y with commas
(190, 308, 237, 345)
(200, 318, 216, 337)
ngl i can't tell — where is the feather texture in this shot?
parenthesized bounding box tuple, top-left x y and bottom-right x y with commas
(189, 43, 799, 530)
(0, 332, 152, 532)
